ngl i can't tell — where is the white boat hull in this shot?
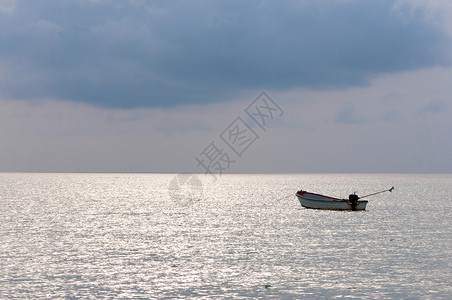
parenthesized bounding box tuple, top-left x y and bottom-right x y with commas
(296, 191, 368, 211)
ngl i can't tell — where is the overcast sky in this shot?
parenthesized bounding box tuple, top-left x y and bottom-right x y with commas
(0, 0, 451, 173)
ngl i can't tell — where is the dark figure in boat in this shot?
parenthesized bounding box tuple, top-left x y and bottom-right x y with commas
(349, 193, 359, 210)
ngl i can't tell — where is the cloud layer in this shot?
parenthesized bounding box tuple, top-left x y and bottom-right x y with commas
(1, 66, 451, 173)
(1, 0, 451, 108)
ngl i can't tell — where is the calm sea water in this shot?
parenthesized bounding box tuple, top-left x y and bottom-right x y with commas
(0, 173, 451, 299)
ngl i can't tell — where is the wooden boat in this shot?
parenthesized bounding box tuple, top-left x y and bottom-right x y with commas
(296, 190, 368, 211)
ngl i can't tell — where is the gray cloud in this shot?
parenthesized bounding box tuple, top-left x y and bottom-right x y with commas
(1, 65, 451, 173)
(416, 101, 448, 116)
(0, 0, 451, 108)
(334, 103, 366, 124)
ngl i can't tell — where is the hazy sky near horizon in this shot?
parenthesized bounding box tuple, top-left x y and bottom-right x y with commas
(1, 0, 451, 173)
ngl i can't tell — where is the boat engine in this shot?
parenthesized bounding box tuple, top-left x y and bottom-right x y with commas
(349, 193, 359, 211)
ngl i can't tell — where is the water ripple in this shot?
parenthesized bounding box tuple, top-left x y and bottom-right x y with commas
(1, 173, 451, 298)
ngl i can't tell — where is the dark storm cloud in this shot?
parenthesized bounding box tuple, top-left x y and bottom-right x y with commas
(0, 0, 450, 108)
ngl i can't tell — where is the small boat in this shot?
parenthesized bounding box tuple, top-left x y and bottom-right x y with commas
(296, 190, 368, 211)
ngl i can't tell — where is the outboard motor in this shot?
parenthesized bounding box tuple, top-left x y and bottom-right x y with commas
(349, 193, 359, 211)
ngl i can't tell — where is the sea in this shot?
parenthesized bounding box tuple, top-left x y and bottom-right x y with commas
(0, 173, 451, 299)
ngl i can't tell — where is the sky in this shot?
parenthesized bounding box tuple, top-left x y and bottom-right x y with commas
(0, 0, 451, 173)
